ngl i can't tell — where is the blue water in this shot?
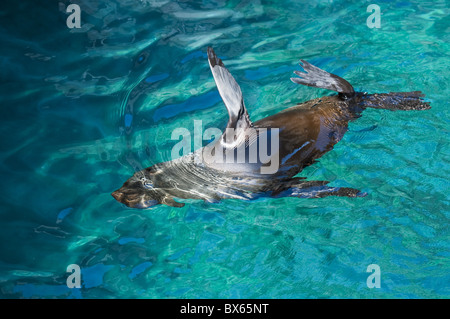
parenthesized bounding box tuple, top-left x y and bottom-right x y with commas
(0, 0, 449, 298)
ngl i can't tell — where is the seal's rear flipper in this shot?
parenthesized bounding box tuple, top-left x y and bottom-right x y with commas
(274, 180, 367, 199)
(207, 47, 252, 132)
(361, 91, 431, 111)
(291, 60, 355, 95)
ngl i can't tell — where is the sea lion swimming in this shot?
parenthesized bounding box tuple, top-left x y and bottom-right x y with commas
(112, 47, 430, 208)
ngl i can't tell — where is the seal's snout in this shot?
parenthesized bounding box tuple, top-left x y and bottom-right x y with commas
(111, 190, 124, 202)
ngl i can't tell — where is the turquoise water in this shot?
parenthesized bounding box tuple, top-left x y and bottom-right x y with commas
(0, 0, 449, 298)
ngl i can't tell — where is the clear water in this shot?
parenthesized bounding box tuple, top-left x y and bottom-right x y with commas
(0, 0, 449, 298)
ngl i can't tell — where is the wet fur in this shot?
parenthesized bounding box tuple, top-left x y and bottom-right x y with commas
(112, 49, 430, 208)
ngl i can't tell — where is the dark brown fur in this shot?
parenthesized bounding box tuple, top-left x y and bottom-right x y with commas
(112, 48, 430, 208)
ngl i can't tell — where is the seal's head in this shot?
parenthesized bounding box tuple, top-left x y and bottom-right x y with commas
(111, 171, 160, 209)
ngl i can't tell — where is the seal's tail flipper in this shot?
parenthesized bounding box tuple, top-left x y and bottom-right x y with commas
(361, 91, 431, 111)
(291, 60, 355, 95)
(273, 180, 367, 199)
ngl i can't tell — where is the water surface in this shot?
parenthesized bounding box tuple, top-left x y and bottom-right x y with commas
(0, 0, 448, 298)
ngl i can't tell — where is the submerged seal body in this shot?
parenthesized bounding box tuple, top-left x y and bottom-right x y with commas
(112, 47, 430, 208)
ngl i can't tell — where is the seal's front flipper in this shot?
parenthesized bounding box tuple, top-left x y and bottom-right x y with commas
(207, 47, 252, 132)
(161, 197, 185, 208)
(291, 60, 355, 95)
(274, 180, 367, 199)
(361, 91, 431, 111)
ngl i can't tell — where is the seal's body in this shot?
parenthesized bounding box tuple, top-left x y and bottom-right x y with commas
(112, 47, 430, 208)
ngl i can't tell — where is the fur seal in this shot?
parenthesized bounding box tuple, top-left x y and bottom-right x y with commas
(112, 47, 430, 208)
